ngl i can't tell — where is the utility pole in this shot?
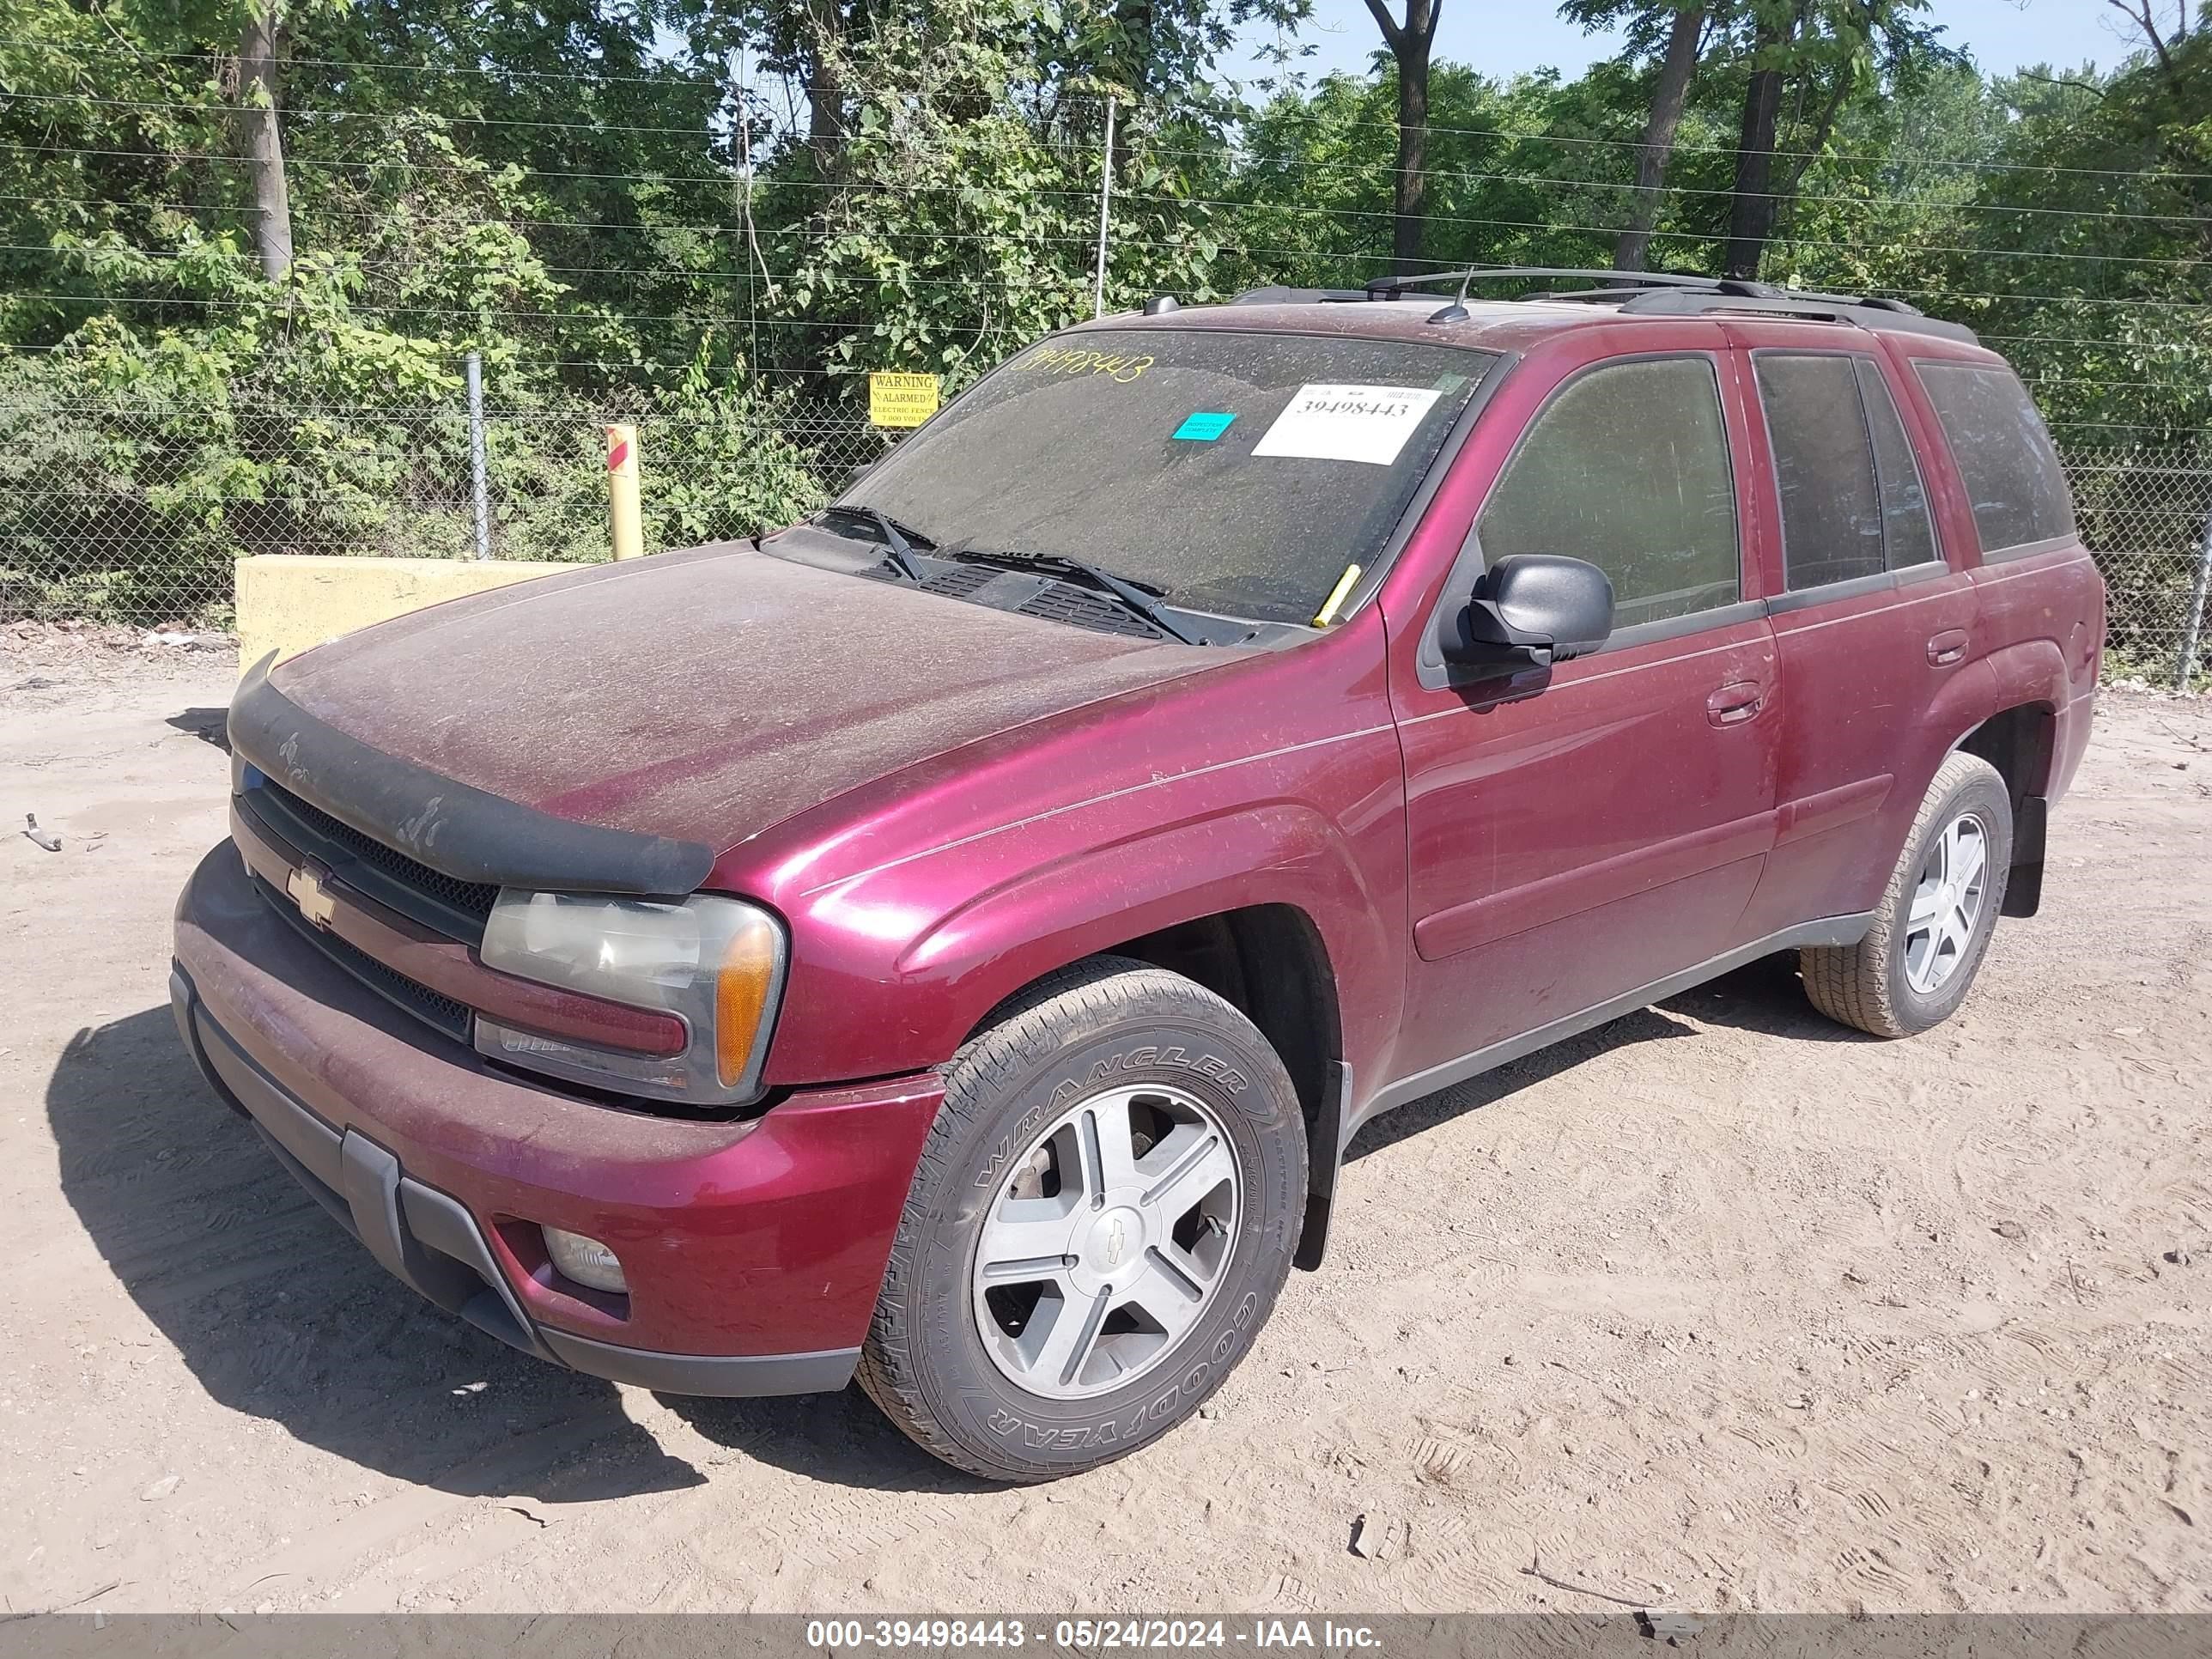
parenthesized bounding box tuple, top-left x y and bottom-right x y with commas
(1092, 98, 1116, 320)
(2180, 500, 2212, 690)
(465, 352, 489, 561)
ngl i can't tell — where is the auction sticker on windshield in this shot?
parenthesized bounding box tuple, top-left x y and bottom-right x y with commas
(1251, 383, 1442, 466)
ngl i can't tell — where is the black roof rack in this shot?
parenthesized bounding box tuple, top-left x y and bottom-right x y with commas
(1225, 266, 1977, 344)
(1364, 266, 1765, 299)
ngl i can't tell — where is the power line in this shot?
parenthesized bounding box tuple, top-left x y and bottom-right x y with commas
(17, 234, 2209, 305)
(9, 228, 2212, 310)
(0, 243, 1103, 294)
(7, 31, 2198, 191)
(0, 37, 730, 94)
(9, 133, 2203, 231)
(16, 85, 2212, 186)
(1988, 333, 2209, 353)
(3, 90, 739, 143)
(1099, 192, 2209, 268)
(1161, 145, 2212, 229)
(1127, 96, 2212, 185)
(8, 183, 2210, 307)
(5, 141, 2207, 251)
(2, 290, 1021, 331)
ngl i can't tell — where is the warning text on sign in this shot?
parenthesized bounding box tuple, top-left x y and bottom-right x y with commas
(869, 372, 941, 428)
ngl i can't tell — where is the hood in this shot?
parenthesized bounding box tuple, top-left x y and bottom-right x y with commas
(270, 544, 1220, 852)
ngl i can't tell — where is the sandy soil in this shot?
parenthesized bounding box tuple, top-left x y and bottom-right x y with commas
(2, 641, 2207, 1618)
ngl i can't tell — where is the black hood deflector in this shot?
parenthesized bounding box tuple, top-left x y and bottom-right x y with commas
(228, 652, 716, 896)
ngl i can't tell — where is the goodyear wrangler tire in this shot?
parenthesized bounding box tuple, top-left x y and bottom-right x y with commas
(856, 956, 1307, 1481)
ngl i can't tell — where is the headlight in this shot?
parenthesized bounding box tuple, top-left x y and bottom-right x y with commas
(474, 890, 786, 1105)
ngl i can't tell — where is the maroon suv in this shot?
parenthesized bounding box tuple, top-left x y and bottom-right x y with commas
(173, 270, 2104, 1480)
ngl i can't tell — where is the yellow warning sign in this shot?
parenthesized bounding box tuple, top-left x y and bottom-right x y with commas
(869, 372, 940, 428)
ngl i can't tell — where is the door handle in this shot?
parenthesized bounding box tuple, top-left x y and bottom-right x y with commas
(1927, 629, 1968, 666)
(1706, 681, 1764, 727)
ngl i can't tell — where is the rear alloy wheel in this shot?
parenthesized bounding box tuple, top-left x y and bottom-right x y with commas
(1901, 811, 1992, 997)
(1802, 750, 2014, 1037)
(858, 957, 1306, 1481)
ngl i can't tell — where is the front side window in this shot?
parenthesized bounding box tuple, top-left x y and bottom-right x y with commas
(1477, 356, 1740, 631)
(1914, 362, 2076, 556)
(822, 329, 1497, 625)
(1755, 353, 1886, 591)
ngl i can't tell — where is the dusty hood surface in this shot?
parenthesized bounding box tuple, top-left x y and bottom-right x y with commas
(270, 544, 1218, 850)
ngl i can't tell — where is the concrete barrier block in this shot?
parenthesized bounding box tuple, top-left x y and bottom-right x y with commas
(234, 554, 580, 675)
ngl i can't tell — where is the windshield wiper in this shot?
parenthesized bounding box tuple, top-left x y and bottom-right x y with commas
(812, 504, 933, 583)
(949, 548, 1206, 646)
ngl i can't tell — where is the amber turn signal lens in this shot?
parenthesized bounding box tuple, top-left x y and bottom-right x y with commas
(714, 915, 781, 1087)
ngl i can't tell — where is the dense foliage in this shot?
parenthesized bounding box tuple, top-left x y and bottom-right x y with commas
(0, 0, 2204, 663)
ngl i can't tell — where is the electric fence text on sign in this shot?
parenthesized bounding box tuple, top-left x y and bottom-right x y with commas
(869, 373, 940, 429)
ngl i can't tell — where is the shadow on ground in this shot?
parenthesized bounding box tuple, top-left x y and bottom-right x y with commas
(656, 1390, 997, 1496)
(46, 1004, 960, 1500)
(164, 708, 228, 750)
(49, 948, 1870, 1499)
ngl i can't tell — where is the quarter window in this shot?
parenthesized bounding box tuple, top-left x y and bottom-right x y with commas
(1477, 357, 1740, 631)
(1754, 354, 1885, 590)
(1914, 362, 2076, 556)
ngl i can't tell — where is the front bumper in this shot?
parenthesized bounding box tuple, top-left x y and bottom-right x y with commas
(172, 842, 943, 1395)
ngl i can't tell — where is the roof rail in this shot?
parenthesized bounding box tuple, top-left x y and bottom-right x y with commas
(1247, 265, 1976, 344)
(1615, 287, 1978, 343)
(1224, 267, 1978, 343)
(1362, 266, 1774, 301)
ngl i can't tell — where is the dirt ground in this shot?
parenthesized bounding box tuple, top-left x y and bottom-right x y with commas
(3, 633, 2208, 1619)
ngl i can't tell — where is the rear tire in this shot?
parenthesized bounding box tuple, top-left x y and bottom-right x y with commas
(857, 957, 1307, 1481)
(1801, 751, 2013, 1037)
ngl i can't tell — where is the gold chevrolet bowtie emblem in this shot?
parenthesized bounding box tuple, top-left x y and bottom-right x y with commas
(285, 863, 337, 929)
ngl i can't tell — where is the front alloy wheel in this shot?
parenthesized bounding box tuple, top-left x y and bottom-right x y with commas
(858, 957, 1306, 1481)
(973, 1083, 1240, 1401)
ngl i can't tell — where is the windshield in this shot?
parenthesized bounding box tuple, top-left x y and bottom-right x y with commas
(831, 328, 1498, 625)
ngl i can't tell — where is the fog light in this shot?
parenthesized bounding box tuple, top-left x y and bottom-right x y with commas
(544, 1226, 628, 1294)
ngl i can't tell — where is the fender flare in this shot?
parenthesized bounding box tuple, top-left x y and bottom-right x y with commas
(894, 801, 1392, 1271)
(896, 800, 1382, 1046)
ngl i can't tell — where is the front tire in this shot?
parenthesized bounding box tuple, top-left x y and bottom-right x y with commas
(857, 957, 1307, 1481)
(1801, 751, 2013, 1037)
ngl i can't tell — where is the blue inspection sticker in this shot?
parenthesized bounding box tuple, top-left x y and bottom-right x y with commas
(1172, 410, 1237, 441)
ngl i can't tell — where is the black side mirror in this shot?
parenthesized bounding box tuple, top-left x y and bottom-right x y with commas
(1441, 554, 1614, 674)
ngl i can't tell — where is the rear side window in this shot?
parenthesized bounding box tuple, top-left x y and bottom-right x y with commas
(1754, 355, 1885, 590)
(1914, 362, 2076, 556)
(1478, 356, 1739, 631)
(1856, 361, 1938, 569)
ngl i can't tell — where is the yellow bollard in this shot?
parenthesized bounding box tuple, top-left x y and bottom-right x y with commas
(605, 422, 643, 561)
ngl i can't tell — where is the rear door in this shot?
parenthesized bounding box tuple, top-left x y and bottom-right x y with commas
(1731, 330, 1981, 937)
(1382, 344, 1783, 1095)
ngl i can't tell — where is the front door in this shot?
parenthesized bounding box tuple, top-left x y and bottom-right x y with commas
(1380, 350, 1782, 1101)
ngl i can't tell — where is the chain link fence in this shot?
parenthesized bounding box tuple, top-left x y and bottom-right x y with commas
(0, 389, 894, 626)
(2, 391, 2207, 687)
